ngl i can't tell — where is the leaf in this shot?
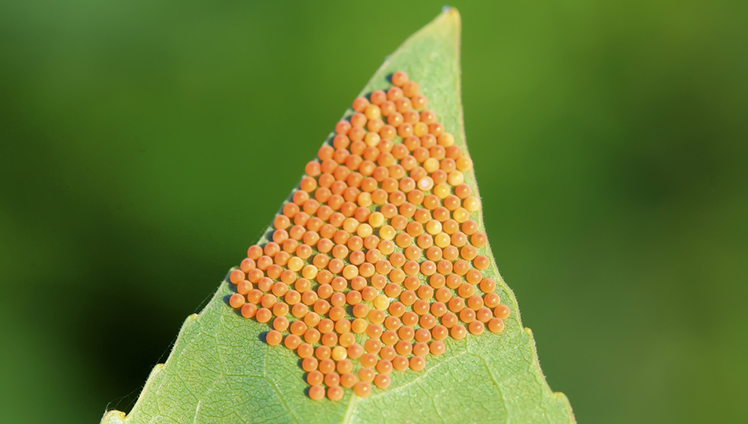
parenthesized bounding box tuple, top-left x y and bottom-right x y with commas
(102, 8, 575, 424)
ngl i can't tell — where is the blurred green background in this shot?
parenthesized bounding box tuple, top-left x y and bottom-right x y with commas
(1, 1, 746, 423)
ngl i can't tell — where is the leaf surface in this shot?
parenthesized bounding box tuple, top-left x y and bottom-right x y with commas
(102, 8, 575, 424)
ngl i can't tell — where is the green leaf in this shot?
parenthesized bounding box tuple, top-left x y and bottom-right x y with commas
(102, 8, 575, 424)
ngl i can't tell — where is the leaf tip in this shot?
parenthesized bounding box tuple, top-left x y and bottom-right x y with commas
(441, 5, 461, 19)
(100, 410, 126, 424)
(553, 391, 578, 423)
(437, 6, 461, 30)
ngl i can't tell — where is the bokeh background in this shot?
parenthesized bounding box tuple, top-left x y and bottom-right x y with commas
(1, 1, 746, 423)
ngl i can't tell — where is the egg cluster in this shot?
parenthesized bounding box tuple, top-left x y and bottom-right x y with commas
(228, 71, 510, 401)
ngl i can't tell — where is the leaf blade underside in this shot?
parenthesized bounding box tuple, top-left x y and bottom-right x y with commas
(102, 8, 575, 424)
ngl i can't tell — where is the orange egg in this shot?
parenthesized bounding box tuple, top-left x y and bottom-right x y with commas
(450, 324, 467, 340)
(340, 372, 358, 388)
(488, 318, 505, 333)
(430, 341, 446, 356)
(494, 304, 511, 320)
(354, 381, 371, 398)
(411, 94, 427, 110)
(391, 71, 408, 87)
(374, 373, 391, 389)
(409, 356, 426, 371)
(309, 385, 325, 400)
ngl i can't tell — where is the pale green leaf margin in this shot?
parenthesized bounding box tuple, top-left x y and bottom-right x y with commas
(102, 8, 575, 424)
